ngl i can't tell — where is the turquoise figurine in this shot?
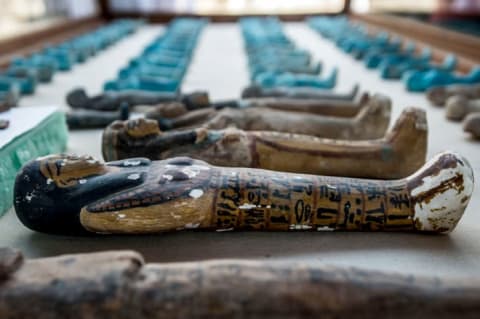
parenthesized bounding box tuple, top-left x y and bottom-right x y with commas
(254, 68, 337, 89)
(404, 66, 480, 92)
(381, 54, 457, 80)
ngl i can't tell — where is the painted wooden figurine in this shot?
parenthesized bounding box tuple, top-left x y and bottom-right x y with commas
(14, 150, 473, 235)
(103, 107, 427, 179)
(146, 94, 391, 140)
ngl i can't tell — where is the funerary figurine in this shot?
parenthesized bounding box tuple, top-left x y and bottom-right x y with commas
(148, 93, 370, 120)
(146, 94, 391, 140)
(426, 84, 480, 106)
(462, 112, 480, 139)
(103, 107, 426, 179)
(66, 103, 130, 129)
(66, 87, 210, 111)
(14, 149, 472, 235)
(445, 95, 480, 121)
(241, 83, 358, 100)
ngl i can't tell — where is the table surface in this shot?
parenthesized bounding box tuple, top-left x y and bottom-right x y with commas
(2, 23, 479, 279)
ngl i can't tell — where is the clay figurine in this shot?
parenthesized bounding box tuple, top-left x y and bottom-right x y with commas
(445, 95, 480, 121)
(463, 112, 480, 139)
(241, 83, 358, 100)
(66, 87, 209, 111)
(14, 149, 473, 235)
(66, 103, 130, 129)
(427, 84, 480, 106)
(1, 247, 480, 318)
(146, 94, 391, 140)
(103, 107, 426, 179)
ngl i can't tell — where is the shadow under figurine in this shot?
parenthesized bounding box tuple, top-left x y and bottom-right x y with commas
(14, 150, 473, 235)
(102, 107, 427, 179)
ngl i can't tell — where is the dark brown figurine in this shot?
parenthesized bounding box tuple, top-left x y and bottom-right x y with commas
(103, 107, 427, 179)
(66, 88, 210, 111)
(66, 103, 130, 129)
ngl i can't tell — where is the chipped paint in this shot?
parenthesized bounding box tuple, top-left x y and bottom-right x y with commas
(162, 174, 173, 181)
(289, 224, 312, 230)
(239, 203, 258, 209)
(411, 155, 474, 233)
(216, 227, 234, 232)
(189, 189, 204, 199)
(123, 160, 142, 166)
(127, 173, 141, 180)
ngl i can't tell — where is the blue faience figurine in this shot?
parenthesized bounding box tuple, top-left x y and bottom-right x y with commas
(404, 66, 480, 92)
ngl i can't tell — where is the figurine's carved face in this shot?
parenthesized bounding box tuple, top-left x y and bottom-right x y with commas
(124, 118, 162, 138)
(38, 154, 107, 188)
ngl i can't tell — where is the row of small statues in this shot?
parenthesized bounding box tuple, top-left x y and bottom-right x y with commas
(14, 83, 473, 236)
(0, 20, 142, 111)
(65, 82, 480, 140)
(428, 83, 480, 138)
(308, 16, 480, 92)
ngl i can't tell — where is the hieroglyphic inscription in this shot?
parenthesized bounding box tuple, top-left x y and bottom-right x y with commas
(385, 182, 414, 230)
(315, 177, 341, 230)
(289, 176, 315, 229)
(268, 173, 291, 230)
(362, 182, 386, 231)
(212, 169, 414, 231)
(214, 171, 242, 230)
(239, 171, 269, 230)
